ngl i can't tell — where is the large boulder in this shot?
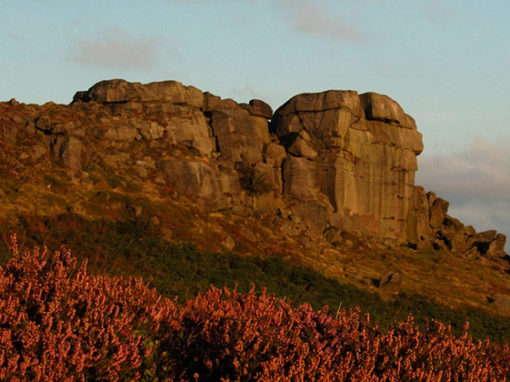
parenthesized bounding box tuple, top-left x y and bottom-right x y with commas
(159, 160, 227, 208)
(50, 135, 82, 172)
(211, 108, 270, 164)
(406, 186, 432, 247)
(240, 99, 273, 119)
(360, 92, 418, 132)
(164, 109, 215, 157)
(76, 79, 204, 108)
(429, 197, 449, 229)
(273, 90, 423, 240)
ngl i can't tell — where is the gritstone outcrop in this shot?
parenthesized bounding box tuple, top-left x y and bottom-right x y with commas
(0, 79, 506, 260)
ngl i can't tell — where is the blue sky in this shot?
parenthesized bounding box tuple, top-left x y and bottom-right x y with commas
(1, 0, 510, 241)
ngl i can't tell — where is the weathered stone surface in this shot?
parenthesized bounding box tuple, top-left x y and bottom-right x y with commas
(406, 186, 431, 246)
(159, 160, 227, 208)
(50, 136, 82, 172)
(1, 79, 506, 260)
(360, 92, 417, 130)
(79, 79, 204, 108)
(404, 186, 507, 255)
(35, 114, 84, 137)
(429, 198, 449, 229)
(222, 234, 236, 251)
(240, 99, 273, 119)
(165, 110, 215, 156)
(291, 200, 332, 235)
(264, 143, 287, 168)
(273, 90, 423, 240)
(35, 114, 55, 135)
(204, 92, 239, 112)
(135, 121, 164, 141)
(282, 156, 320, 200)
(218, 167, 242, 197)
(211, 109, 270, 164)
(488, 233, 506, 257)
(469, 230, 506, 257)
(104, 125, 140, 142)
(145, 81, 204, 108)
(287, 130, 318, 160)
(274, 90, 363, 116)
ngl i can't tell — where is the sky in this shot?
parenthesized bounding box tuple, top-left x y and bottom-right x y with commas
(1, 0, 510, 243)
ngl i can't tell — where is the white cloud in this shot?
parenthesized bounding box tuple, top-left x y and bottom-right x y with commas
(416, 137, 510, 235)
(70, 29, 159, 70)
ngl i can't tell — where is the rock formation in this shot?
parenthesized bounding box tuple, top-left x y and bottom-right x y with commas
(272, 90, 422, 240)
(0, 79, 506, 259)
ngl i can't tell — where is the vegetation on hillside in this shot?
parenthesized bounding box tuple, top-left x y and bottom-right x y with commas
(1, 213, 510, 344)
(1, 238, 509, 381)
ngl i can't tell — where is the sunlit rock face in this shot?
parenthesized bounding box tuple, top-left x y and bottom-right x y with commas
(272, 90, 423, 240)
(1, 78, 505, 257)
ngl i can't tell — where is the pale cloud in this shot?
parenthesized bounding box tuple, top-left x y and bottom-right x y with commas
(175, 0, 366, 42)
(416, 138, 510, 236)
(70, 30, 159, 70)
(422, 0, 459, 26)
(8, 32, 23, 42)
(278, 0, 366, 42)
(230, 82, 266, 102)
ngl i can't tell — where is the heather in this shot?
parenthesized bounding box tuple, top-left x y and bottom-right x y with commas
(2, 214, 510, 344)
(1, 237, 509, 381)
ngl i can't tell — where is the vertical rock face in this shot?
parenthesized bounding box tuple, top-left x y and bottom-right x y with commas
(272, 90, 423, 240)
(0, 79, 505, 258)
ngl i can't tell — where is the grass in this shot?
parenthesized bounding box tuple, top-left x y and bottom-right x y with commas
(1, 213, 510, 344)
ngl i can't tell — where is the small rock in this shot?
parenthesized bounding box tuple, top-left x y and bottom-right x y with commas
(8, 98, 20, 107)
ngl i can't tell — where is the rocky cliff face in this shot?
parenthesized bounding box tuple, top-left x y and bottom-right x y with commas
(272, 90, 422, 241)
(0, 79, 506, 259)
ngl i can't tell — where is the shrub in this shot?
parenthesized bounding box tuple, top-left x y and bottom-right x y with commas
(0, 235, 172, 380)
(1, 237, 510, 381)
(3, 214, 510, 344)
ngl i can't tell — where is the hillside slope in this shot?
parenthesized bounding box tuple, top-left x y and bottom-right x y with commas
(1, 79, 509, 318)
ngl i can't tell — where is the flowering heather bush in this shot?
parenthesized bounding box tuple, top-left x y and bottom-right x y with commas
(1, 236, 509, 381)
(0, 236, 175, 380)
